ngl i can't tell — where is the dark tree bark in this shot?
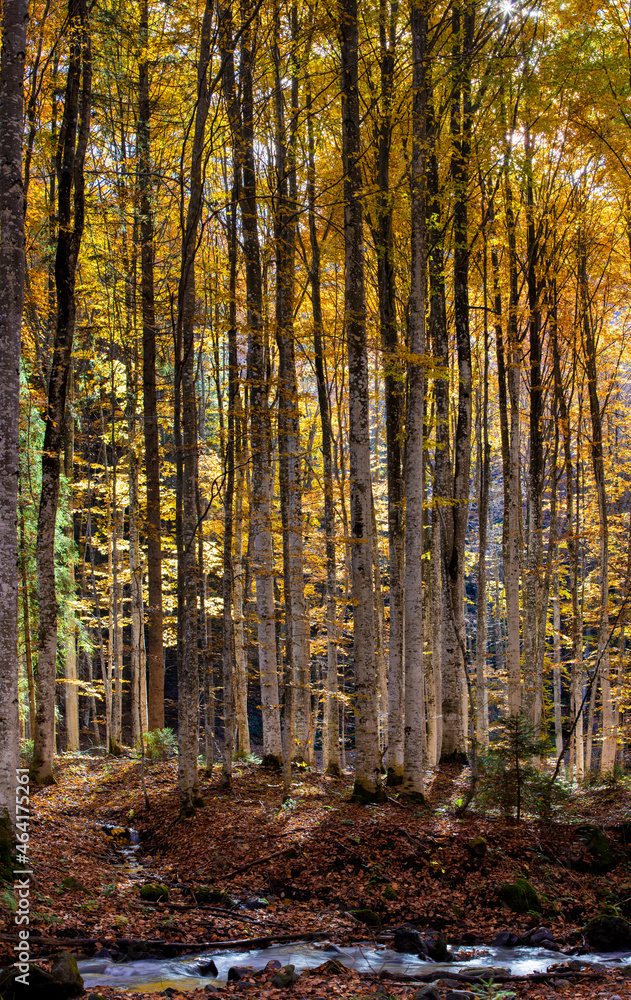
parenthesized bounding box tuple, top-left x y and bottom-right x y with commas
(440, 0, 473, 763)
(32, 0, 91, 784)
(0, 0, 28, 828)
(138, 0, 164, 731)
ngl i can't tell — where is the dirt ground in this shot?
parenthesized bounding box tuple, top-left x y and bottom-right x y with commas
(3, 754, 631, 999)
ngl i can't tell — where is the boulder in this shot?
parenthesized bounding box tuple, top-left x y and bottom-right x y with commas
(518, 926, 556, 948)
(227, 967, 256, 982)
(393, 926, 427, 956)
(139, 883, 169, 902)
(410, 987, 440, 1000)
(347, 908, 381, 928)
(51, 954, 84, 996)
(60, 876, 85, 892)
(466, 837, 487, 860)
(492, 930, 518, 947)
(575, 825, 616, 872)
(270, 965, 300, 988)
(263, 961, 282, 973)
(0, 950, 85, 999)
(197, 960, 218, 977)
(498, 878, 541, 913)
(583, 914, 631, 951)
(243, 897, 268, 910)
(423, 931, 451, 962)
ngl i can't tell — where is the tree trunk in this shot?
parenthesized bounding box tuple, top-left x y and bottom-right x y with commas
(233, 398, 250, 755)
(273, 6, 311, 764)
(175, 0, 214, 813)
(64, 391, 79, 751)
(138, 0, 164, 732)
(306, 64, 340, 776)
(221, 168, 239, 790)
(0, 0, 28, 831)
(32, 0, 91, 784)
(402, 0, 427, 796)
(523, 128, 544, 731)
(476, 212, 491, 746)
(502, 137, 522, 718)
(580, 226, 614, 772)
(218, 0, 282, 766)
(339, 0, 383, 802)
(440, 1, 473, 762)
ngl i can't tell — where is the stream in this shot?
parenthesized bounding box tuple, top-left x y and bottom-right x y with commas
(82, 824, 631, 993)
(77, 940, 631, 993)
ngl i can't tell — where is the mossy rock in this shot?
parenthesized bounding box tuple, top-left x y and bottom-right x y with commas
(584, 914, 631, 950)
(271, 964, 300, 987)
(467, 836, 487, 859)
(139, 883, 169, 902)
(61, 876, 85, 892)
(499, 878, 541, 913)
(577, 824, 616, 871)
(193, 886, 234, 905)
(347, 907, 381, 927)
(383, 885, 396, 901)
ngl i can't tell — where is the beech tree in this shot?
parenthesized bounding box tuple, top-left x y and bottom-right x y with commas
(0, 0, 28, 839)
(32, 0, 91, 784)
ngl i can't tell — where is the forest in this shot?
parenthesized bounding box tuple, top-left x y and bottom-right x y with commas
(1, 0, 631, 996)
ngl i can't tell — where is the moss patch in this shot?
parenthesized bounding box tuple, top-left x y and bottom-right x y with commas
(499, 877, 541, 913)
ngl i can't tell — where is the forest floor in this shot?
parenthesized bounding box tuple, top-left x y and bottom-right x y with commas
(2, 754, 631, 999)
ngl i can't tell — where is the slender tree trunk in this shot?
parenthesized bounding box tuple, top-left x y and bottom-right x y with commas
(440, 1, 473, 762)
(32, 0, 91, 784)
(402, 0, 427, 796)
(306, 70, 340, 775)
(0, 0, 28, 833)
(64, 390, 79, 751)
(580, 227, 614, 772)
(127, 360, 147, 743)
(339, 0, 382, 802)
(221, 169, 239, 790)
(427, 96, 446, 769)
(138, 0, 164, 731)
(218, 0, 282, 765)
(371, 0, 404, 786)
(476, 218, 491, 745)
(19, 515, 36, 740)
(233, 400, 250, 755)
(503, 140, 522, 718)
(175, 0, 214, 813)
(523, 128, 544, 731)
(273, 6, 311, 764)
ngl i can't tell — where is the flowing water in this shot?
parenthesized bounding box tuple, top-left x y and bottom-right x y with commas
(77, 940, 631, 994)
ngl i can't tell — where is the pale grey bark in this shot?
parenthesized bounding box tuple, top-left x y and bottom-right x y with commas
(63, 405, 79, 751)
(339, 0, 382, 802)
(233, 410, 250, 755)
(0, 0, 28, 830)
(218, 0, 282, 765)
(402, 0, 427, 796)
